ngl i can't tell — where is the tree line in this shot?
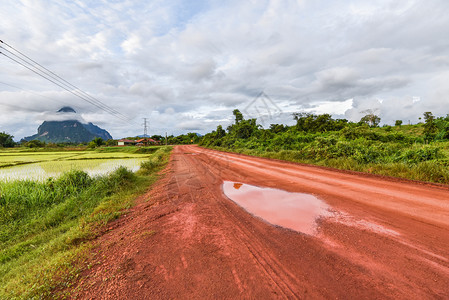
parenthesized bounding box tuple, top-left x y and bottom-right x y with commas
(199, 109, 449, 183)
(200, 109, 449, 148)
(0, 132, 202, 148)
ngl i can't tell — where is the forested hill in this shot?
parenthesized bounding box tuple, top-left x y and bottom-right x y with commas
(23, 106, 112, 143)
(24, 120, 112, 143)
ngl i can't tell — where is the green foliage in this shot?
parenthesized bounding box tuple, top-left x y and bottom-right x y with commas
(216, 125, 226, 139)
(87, 137, 104, 148)
(167, 132, 201, 144)
(394, 146, 441, 163)
(269, 124, 288, 133)
(228, 118, 259, 139)
(139, 147, 171, 175)
(23, 139, 46, 148)
(57, 170, 92, 188)
(200, 109, 449, 184)
(223, 109, 259, 139)
(105, 139, 117, 146)
(233, 109, 244, 123)
(395, 120, 403, 126)
(150, 135, 163, 142)
(423, 112, 438, 142)
(359, 114, 381, 127)
(92, 137, 104, 147)
(293, 113, 347, 132)
(0, 132, 15, 148)
(432, 114, 449, 141)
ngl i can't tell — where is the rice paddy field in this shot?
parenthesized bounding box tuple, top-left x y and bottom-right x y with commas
(0, 146, 172, 298)
(0, 147, 155, 181)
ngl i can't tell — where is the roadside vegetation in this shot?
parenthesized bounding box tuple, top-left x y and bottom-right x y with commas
(0, 133, 200, 149)
(0, 132, 15, 148)
(0, 146, 171, 298)
(200, 110, 449, 184)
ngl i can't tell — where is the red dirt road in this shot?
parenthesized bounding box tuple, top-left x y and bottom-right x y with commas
(71, 145, 449, 299)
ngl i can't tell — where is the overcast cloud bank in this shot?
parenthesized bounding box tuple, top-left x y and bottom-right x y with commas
(1, 0, 448, 140)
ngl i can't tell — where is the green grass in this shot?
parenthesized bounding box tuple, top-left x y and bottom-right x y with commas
(93, 146, 160, 154)
(200, 116, 449, 185)
(206, 144, 449, 184)
(0, 146, 172, 298)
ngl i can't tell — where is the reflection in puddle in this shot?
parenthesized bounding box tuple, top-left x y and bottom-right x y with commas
(222, 181, 330, 235)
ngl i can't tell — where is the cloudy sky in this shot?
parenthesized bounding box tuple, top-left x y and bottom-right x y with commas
(1, 0, 449, 140)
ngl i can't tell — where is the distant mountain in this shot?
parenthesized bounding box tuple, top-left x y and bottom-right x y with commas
(82, 122, 112, 140)
(58, 106, 77, 113)
(24, 107, 112, 143)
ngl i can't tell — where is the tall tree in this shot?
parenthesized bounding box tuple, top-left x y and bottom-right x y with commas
(293, 113, 346, 132)
(360, 114, 381, 127)
(0, 132, 15, 147)
(215, 125, 226, 139)
(233, 109, 244, 124)
(423, 112, 437, 142)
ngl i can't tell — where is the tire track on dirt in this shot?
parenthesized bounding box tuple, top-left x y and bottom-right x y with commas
(70, 145, 449, 299)
(177, 151, 298, 297)
(186, 152, 302, 298)
(186, 145, 449, 298)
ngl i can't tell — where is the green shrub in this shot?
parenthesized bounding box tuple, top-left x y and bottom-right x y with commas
(413, 161, 449, 183)
(394, 146, 441, 163)
(56, 170, 92, 190)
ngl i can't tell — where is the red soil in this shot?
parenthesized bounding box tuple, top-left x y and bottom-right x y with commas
(70, 145, 449, 299)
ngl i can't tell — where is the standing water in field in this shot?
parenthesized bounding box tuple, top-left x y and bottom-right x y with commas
(0, 159, 145, 182)
(222, 181, 330, 235)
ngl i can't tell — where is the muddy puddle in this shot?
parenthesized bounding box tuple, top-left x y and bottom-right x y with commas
(222, 181, 330, 235)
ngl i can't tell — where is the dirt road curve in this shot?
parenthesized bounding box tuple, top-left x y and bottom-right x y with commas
(71, 145, 449, 299)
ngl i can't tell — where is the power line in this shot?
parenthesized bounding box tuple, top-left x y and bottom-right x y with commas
(0, 40, 119, 115)
(0, 39, 131, 123)
(0, 44, 129, 122)
(0, 49, 129, 122)
(0, 40, 127, 120)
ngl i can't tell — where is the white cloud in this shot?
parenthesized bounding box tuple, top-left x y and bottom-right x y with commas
(1, 0, 449, 140)
(177, 119, 204, 131)
(121, 34, 142, 55)
(304, 99, 354, 116)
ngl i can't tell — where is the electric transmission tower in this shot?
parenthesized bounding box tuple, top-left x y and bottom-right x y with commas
(142, 118, 149, 137)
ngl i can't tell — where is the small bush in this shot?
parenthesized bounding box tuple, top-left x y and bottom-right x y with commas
(108, 166, 136, 184)
(56, 170, 92, 190)
(394, 147, 441, 163)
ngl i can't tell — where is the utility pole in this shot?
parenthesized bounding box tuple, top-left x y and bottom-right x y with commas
(142, 118, 148, 137)
(165, 132, 168, 145)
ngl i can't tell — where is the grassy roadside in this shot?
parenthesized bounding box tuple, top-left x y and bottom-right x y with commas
(199, 110, 449, 185)
(0, 146, 172, 299)
(203, 146, 449, 184)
